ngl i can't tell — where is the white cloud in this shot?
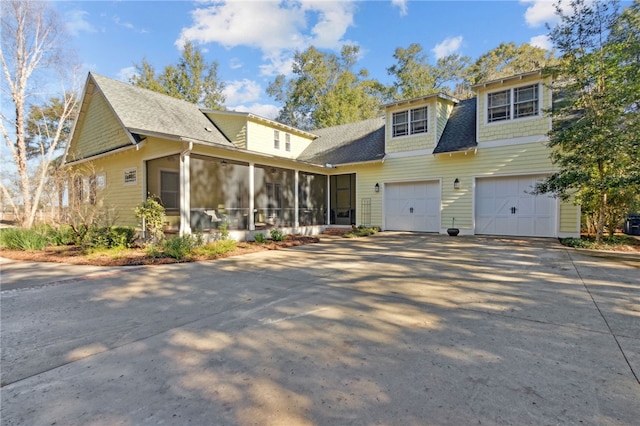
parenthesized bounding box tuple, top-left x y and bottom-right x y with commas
(432, 36, 463, 60)
(520, 0, 579, 28)
(177, 0, 358, 76)
(231, 103, 280, 120)
(117, 67, 137, 82)
(392, 0, 408, 16)
(529, 34, 553, 51)
(223, 79, 262, 105)
(65, 10, 96, 36)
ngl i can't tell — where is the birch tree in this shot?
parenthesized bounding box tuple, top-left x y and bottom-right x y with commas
(1, 0, 79, 227)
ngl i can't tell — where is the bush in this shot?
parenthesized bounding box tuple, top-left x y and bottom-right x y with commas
(254, 233, 266, 243)
(135, 196, 165, 243)
(162, 234, 201, 261)
(0, 228, 49, 251)
(83, 226, 136, 249)
(344, 226, 380, 238)
(193, 239, 237, 257)
(270, 228, 286, 241)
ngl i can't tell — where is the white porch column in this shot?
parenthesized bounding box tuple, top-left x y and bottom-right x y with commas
(249, 163, 255, 230)
(179, 146, 192, 235)
(326, 175, 331, 226)
(294, 170, 299, 228)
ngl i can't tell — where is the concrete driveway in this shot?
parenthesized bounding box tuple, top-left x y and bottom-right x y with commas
(1, 233, 639, 425)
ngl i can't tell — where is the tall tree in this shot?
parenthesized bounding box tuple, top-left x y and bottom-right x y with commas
(130, 41, 225, 110)
(267, 45, 388, 130)
(1, 0, 79, 227)
(536, 0, 639, 242)
(467, 42, 555, 85)
(387, 43, 469, 100)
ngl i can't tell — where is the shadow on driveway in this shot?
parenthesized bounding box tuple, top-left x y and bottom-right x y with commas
(1, 233, 639, 425)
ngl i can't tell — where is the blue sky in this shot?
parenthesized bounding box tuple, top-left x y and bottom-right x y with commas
(54, 0, 567, 119)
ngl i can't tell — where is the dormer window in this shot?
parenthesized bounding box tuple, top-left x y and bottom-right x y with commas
(392, 106, 428, 138)
(487, 84, 539, 123)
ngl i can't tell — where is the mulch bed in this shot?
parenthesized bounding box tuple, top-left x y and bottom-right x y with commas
(0, 235, 320, 267)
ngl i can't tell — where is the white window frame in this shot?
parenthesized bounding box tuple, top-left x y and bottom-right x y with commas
(274, 130, 280, 150)
(124, 167, 137, 185)
(486, 83, 540, 124)
(96, 172, 106, 189)
(285, 133, 291, 152)
(392, 106, 428, 138)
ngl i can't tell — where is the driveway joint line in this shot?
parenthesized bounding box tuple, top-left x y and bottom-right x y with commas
(566, 249, 640, 385)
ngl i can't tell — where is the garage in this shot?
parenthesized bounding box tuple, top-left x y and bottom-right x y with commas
(476, 174, 556, 237)
(385, 181, 440, 232)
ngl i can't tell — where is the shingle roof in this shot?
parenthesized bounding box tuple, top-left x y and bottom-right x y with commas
(433, 98, 477, 154)
(90, 73, 232, 147)
(297, 117, 386, 165)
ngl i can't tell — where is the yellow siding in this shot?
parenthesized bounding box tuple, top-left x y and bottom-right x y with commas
(355, 142, 558, 231)
(210, 115, 247, 149)
(476, 75, 551, 143)
(559, 194, 580, 235)
(385, 100, 437, 153)
(68, 93, 130, 161)
(436, 98, 455, 142)
(245, 120, 314, 159)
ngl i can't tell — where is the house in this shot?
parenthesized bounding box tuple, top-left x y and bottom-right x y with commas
(64, 70, 580, 240)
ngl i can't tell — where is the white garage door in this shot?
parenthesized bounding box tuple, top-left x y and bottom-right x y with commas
(385, 181, 440, 232)
(476, 175, 556, 237)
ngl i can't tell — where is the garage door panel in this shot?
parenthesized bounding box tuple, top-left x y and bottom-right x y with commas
(476, 175, 556, 237)
(385, 181, 440, 233)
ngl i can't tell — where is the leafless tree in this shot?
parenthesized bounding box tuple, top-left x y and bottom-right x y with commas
(1, 0, 80, 227)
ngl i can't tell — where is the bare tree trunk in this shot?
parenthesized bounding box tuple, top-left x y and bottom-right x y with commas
(1, 0, 78, 228)
(596, 192, 607, 243)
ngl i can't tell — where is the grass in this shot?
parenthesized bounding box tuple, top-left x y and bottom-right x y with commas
(560, 234, 640, 251)
(343, 226, 380, 238)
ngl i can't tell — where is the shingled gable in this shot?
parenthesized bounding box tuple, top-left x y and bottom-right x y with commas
(298, 117, 386, 165)
(77, 73, 232, 152)
(433, 98, 477, 154)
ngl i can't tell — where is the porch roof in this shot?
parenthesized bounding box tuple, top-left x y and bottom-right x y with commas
(91, 73, 233, 148)
(297, 117, 386, 165)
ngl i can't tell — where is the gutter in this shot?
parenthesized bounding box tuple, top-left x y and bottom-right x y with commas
(64, 140, 146, 166)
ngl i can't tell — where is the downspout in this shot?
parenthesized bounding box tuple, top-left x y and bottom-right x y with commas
(179, 141, 193, 236)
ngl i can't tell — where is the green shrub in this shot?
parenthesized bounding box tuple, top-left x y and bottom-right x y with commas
(344, 226, 380, 238)
(254, 233, 266, 243)
(270, 228, 286, 241)
(162, 235, 199, 261)
(135, 195, 165, 243)
(83, 226, 136, 249)
(0, 228, 49, 251)
(193, 239, 237, 257)
(46, 224, 75, 246)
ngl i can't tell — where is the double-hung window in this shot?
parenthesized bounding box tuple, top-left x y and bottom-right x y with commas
(487, 84, 539, 123)
(285, 133, 291, 152)
(273, 130, 280, 149)
(392, 106, 428, 138)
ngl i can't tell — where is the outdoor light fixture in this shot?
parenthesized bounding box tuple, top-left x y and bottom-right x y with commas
(374, 183, 380, 192)
(220, 160, 228, 167)
(454, 178, 460, 189)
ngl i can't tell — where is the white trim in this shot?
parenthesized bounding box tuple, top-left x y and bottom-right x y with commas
(480, 135, 548, 148)
(484, 82, 542, 126)
(391, 105, 429, 139)
(385, 148, 434, 159)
